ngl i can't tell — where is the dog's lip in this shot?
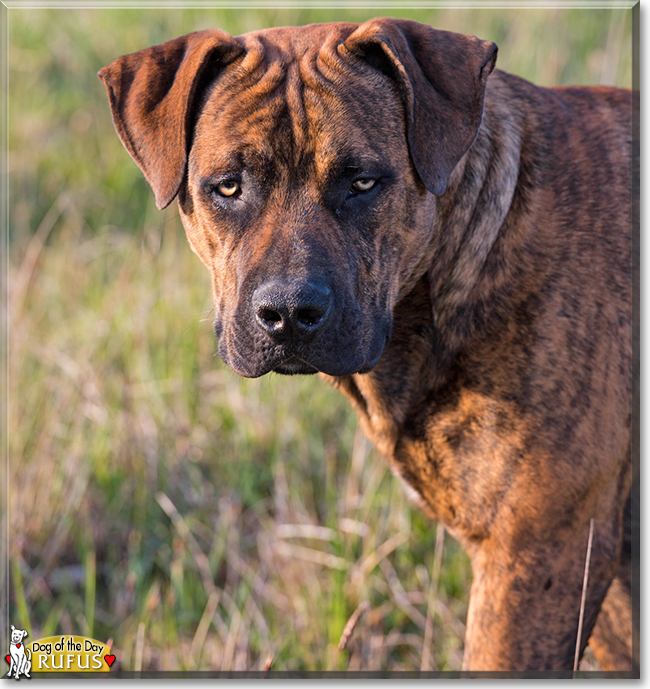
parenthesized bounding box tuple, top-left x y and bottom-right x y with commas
(273, 355, 319, 375)
(273, 347, 385, 377)
(272, 353, 366, 377)
(263, 329, 390, 377)
(219, 318, 391, 378)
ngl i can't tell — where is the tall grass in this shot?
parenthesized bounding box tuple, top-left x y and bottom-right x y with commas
(7, 5, 632, 672)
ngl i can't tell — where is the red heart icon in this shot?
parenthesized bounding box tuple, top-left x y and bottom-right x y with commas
(5, 655, 10, 664)
(15, 644, 20, 649)
(104, 654, 116, 668)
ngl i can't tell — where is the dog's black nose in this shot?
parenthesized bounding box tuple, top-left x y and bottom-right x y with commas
(252, 280, 333, 342)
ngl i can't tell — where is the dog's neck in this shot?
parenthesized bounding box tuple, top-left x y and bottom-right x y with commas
(330, 71, 550, 458)
(430, 70, 545, 347)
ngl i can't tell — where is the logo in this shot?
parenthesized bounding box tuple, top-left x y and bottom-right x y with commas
(5, 626, 115, 677)
(6, 626, 31, 680)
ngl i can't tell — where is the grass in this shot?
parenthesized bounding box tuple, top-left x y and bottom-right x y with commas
(9, 219, 472, 671)
(6, 5, 632, 673)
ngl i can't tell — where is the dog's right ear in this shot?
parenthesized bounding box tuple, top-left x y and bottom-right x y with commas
(98, 31, 243, 210)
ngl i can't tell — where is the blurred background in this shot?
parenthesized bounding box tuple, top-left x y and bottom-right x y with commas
(6, 4, 633, 673)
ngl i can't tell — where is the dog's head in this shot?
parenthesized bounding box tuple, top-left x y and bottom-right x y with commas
(10, 626, 27, 645)
(99, 19, 496, 377)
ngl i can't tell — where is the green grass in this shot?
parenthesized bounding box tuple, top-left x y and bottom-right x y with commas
(7, 5, 632, 672)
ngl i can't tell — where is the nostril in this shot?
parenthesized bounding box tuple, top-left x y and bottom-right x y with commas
(258, 307, 282, 325)
(296, 307, 325, 329)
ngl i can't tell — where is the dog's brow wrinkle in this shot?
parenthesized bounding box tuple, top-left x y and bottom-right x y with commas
(285, 62, 308, 157)
(245, 59, 285, 102)
(300, 44, 342, 97)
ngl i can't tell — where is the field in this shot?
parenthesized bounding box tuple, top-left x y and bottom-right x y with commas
(6, 4, 633, 674)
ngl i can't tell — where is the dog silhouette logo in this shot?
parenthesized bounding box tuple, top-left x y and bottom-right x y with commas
(6, 625, 32, 680)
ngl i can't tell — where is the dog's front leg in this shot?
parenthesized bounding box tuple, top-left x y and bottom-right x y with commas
(461, 519, 621, 672)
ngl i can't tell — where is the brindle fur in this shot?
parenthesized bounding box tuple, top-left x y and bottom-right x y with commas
(99, 19, 634, 672)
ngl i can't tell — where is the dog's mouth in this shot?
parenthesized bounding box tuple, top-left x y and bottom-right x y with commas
(265, 337, 387, 378)
(220, 336, 388, 378)
(216, 306, 392, 379)
(272, 352, 379, 377)
(273, 356, 320, 376)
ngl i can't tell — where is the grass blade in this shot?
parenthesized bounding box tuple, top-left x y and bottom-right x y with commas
(573, 518, 595, 673)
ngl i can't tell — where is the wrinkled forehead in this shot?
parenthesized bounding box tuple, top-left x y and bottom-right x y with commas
(190, 27, 408, 179)
(241, 22, 358, 57)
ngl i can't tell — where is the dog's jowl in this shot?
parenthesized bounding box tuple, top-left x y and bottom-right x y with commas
(99, 18, 633, 672)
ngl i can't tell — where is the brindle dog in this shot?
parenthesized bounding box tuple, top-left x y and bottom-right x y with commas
(99, 18, 634, 672)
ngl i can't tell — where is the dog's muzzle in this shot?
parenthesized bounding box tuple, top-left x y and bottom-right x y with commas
(215, 276, 391, 378)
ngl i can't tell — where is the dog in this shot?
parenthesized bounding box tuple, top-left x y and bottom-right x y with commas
(99, 18, 634, 672)
(7, 626, 31, 679)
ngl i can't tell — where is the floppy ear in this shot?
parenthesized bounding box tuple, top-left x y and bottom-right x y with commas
(342, 18, 497, 195)
(21, 631, 28, 640)
(98, 30, 244, 209)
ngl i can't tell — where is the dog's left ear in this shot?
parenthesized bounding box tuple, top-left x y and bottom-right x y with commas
(342, 18, 497, 195)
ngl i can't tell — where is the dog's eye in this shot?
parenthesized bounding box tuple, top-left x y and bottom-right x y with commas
(216, 180, 241, 198)
(351, 178, 377, 193)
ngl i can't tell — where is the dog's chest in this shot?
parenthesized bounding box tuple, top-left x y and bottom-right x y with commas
(341, 370, 533, 540)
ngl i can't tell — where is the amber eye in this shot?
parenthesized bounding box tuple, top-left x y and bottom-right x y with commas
(351, 178, 376, 193)
(216, 180, 240, 197)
